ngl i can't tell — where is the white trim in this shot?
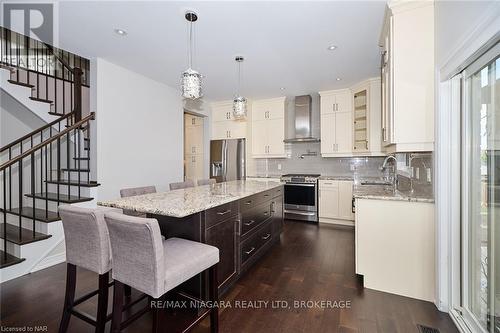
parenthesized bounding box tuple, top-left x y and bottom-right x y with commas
(30, 251, 66, 273)
(439, 2, 500, 81)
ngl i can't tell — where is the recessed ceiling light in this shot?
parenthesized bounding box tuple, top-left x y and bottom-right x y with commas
(336, 77, 342, 81)
(327, 45, 337, 51)
(114, 28, 127, 36)
(280, 87, 285, 90)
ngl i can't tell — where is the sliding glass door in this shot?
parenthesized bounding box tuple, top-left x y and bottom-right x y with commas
(462, 45, 499, 333)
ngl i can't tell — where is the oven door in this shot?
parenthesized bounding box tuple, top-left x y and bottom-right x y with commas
(284, 182, 317, 212)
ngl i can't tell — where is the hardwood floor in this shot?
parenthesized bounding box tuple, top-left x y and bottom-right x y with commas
(0, 220, 458, 333)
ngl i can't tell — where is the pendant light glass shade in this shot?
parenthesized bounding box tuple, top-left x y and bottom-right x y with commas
(233, 96, 247, 119)
(181, 11, 203, 99)
(182, 68, 202, 99)
(232, 56, 246, 119)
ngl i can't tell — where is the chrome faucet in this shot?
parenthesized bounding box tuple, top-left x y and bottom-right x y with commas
(380, 155, 398, 190)
(380, 155, 397, 170)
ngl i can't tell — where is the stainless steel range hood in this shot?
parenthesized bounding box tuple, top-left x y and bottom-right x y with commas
(283, 95, 320, 143)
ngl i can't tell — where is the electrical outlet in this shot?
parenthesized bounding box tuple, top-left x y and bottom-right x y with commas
(277, 163, 282, 170)
(350, 164, 356, 171)
(426, 168, 432, 182)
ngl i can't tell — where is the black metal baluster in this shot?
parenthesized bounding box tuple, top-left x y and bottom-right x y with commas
(77, 129, 81, 199)
(49, 127, 53, 181)
(36, 41, 39, 100)
(67, 132, 70, 201)
(57, 137, 61, 213)
(8, 149, 12, 210)
(31, 153, 35, 237)
(45, 145, 48, 220)
(45, 47, 48, 100)
(16, 32, 19, 81)
(3, 170, 7, 261)
(26, 35, 30, 85)
(18, 160, 22, 240)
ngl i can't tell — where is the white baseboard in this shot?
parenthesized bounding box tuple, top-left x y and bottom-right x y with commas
(319, 218, 354, 227)
(30, 251, 66, 273)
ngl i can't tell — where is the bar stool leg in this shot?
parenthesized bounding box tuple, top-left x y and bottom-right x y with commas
(124, 284, 132, 298)
(152, 298, 161, 333)
(59, 263, 77, 333)
(209, 265, 219, 333)
(95, 272, 109, 333)
(111, 280, 125, 333)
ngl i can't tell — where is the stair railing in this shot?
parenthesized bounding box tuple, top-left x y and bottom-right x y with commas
(0, 26, 89, 119)
(1, 112, 95, 263)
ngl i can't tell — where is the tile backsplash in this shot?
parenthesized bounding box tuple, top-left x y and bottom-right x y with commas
(248, 142, 386, 178)
(247, 144, 434, 197)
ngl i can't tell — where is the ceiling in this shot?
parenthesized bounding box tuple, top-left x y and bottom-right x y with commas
(55, 1, 386, 101)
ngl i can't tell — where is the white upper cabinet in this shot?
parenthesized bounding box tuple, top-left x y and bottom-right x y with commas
(380, 2, 435, 152)
(251, 97, 286, 158)
(211, 101, 247, 140)
(320, 89, 351, 115)
(319, 89, 353, 157)
(351, 78, 384, 156)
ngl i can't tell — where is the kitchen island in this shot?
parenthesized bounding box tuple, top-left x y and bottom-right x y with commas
(98, 180, 284, 296)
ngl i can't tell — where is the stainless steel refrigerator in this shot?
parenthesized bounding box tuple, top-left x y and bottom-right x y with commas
(210, 139, 246, 183)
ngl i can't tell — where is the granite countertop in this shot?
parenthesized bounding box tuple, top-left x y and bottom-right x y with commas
(353, 184, 434, 203)
(98, 180, 283, 218)
(319, 175, 354, 181)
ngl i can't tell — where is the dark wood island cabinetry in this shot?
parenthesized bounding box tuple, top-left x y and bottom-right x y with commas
(99, 180, 284, 296)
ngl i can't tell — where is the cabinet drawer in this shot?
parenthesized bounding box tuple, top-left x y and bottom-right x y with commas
(241, 201, 271, 237)
(241, 221, 273, 265)
(271, 186, 284, 198)
(205, 201, 238, 228)
(240, 189, 277, 212)
(319, 180, 339, 188)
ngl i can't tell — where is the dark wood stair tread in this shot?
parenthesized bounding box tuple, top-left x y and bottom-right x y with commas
(48, 112, 66, 116)
(45, 180, 100, 187)
(7, 80, 34, 88)
(73, 157, 89, 160)
(61, 168, 90, 172)
(25, 192, 93, 203)
(0, 223, 52, 245)
(0, 207, 60, 223)
(0, 251, 25, 269)
(29, 97, 53, 104)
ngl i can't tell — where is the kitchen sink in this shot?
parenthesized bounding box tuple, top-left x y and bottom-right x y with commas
(360, 180, 393, 186)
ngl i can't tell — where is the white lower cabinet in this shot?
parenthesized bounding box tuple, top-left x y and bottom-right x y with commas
(355, 198, 435, 301)
(318, 180, 354, 225)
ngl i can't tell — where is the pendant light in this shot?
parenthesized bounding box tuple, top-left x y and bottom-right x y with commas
(233, 56, 247, 119)
(181, 11, 203, 99)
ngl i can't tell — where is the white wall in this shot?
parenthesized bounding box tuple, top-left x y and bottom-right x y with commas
(94, 59, 183, 200)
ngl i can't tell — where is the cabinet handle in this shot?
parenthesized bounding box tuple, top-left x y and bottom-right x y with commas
(244, 220, 255, 226)
(245, 247, 255, 255)
(217, 209, 231, 216)
(245, 200, 252, 205)
(262, 233, 271, 240)
(263, 211, 269, 216)
(264, 194, 269, 197)
(229, 130, 231, 138)
(192, 156, 195, 162)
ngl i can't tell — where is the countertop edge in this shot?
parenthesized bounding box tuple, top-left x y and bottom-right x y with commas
(97, 181, 284, 218)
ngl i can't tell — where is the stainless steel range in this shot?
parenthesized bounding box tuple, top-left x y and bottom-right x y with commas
(281, 174, 320, 222)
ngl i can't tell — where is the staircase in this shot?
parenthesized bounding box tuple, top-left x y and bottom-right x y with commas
(0, 27, 98, 280)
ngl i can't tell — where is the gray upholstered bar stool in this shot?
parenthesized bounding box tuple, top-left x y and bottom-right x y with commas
(58, 205, 113, 333)
(169, 179, 194, 190)
(120, 185, 157, 217)
(197, 178, 216, 186)
(104, 212, 220, 333)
